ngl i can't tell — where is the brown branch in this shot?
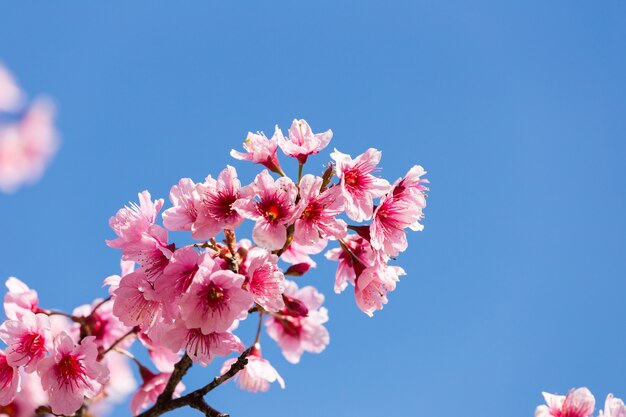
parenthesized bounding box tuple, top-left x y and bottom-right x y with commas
(100, 327, 137, 357)
(136, 347, 251, 417)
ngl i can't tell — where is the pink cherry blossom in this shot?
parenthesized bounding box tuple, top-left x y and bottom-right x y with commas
(179, 264, 252, 334)
(131, 370, 184, 416)
(0, 350, 20, 406)
(265, 281, 329, 364)
(138, 332, 181, 373)
(276, 119, 332, 164)
(3, 277, 39, 320)
(281, 239, 327, 268)
(73, 298, 132, 351)
(162, 178, 201, 232)
(354, 262, 405, 317)
(0, 100, 58, 193)
(0, 369, 48, 417)
(325, 235, 375, 294)
(0, 311, 51, 372)
(331, 148, 391, 222)
(221, 344, 284, 393)
(112, 269, 164, 330)
(103, 260, 135, 295)
(243, 248, 285, 312)
(293, 175, 346, 246)
(165, 323, 244, 366)
(0, 64, 22, 112)
(234, 170, 299, 250)
(231, 129, 284, 174)
(535, 388, 595, 417)
(154, 246, 204, 305)
(600, 394, 626, 417)
(37, 333, 109, 416)
(194, 165, 244, 239)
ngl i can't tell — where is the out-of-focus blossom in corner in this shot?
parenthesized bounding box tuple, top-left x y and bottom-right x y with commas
(535, 387, 595, 417)
(600, 394, 626, 417)
(0, 64, 59, 193)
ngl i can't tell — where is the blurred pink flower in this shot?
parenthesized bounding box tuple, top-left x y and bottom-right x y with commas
(221, 344, 284, 393)
(3, 277, 39, 320)
(0, 350, 20, 406)
(131, 370, 184, 416)
(600, 394, 626, 417)
(535, 388, 595, 417)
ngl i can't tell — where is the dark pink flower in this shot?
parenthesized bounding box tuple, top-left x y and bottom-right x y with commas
(165, 323, 244, 367)
(265, 281, 329, 364)
(72, 299, 132, 351)
(293, 175, 346, 246)
(234, 170, 299, 250)
(0, 311, 51, 372)
(130, 370, 184, 416)
(37, 333, 109, 416)
(325, 235, 375, 294)
(331, 148, 391, 222)
(277, 119, 332, 164)
(0, 350, 20, 406)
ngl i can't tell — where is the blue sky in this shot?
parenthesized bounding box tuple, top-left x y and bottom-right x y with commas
(1, 2, 625, 416)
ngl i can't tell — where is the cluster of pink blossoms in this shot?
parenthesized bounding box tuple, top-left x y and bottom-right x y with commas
(0, 63, 58, 193)
(536, 388, 626, 417)
(0, 119, 428, 417)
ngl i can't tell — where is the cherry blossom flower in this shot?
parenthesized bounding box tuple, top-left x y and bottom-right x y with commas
(354, 262, 405, 317)
(37, 333, 109, 416)
(231, 129, 284, 174)
(179, 263, 252, 334)
(331, 148, 391, 222)
(265, 281, 329, 364)
(131, 369, 184, 416)
(234, 170, 299, 250)
(0, 99, 58, 193)
(138, 332, 181, 373)
(0, 369, 48, 417)
(162, 178, 201, 232)
(72, 299, 132, 351)
(221, 344, 284, 393)
(243, 248, 285, 312)
(0, 311, 51, 372)
(112, 270, 164, 330)
(293, 175, 346, 246)
(0, 350, 20, 406)
(3, 277, 39, 320)
(535, 388, 595, 417)
(154, 246, 204, 305)
(600, 394, 626, 417)
(276, 119, 332, 164)
(194, 165, 244, 239)
(325, 235, 375, 294)
(165, 323, 244, 366)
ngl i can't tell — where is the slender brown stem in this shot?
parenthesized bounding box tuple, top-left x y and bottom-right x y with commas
(90, 296, 112, 315)
(101, 328, 136, 356)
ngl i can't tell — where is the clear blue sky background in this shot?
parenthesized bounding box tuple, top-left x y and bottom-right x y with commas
(1, 2, 625, 416)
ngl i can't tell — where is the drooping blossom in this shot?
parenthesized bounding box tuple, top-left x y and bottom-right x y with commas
(331, 148, 391, 222)
(179, 258, 252, 334)
(73, 298, 132, 351)
(0, 369, 48, 417)
(234, 170, 299, 250)
(325, 235, 375, 294)
(0, 311, 51, 372)
(281, 239, 327, 268)
(0, 99, 58, 193)
(370, 165, 428, 257)
(221, 343, 284, 393)
(243, 248, 285, 312)
(162, 178, 201, 233)
(112, 269, 165, 330)
(194, 165, 244, 239)
(0, 350, 20, 406)
(131, 369, 184, 416)
(37, 333, 110, 416)
(138, 332, 181, 373)
(231, 129, 284, 174)
(265, 281, 329, 364)
(0, 64, 22, 112)
(3, 277, 39, 320)
(165, 323, 244, 366)
(354, 262, 405, 317)
(600, 394, 626, 417)
(535, 388, 595, 417)
(293, 175, 346, 246)
(276, 119, 332, 164)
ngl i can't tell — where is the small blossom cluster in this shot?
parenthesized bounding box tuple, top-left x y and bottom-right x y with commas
(2, 118, 428, 417)
(536, 387, 626, 417)
(0, 63, 58, 193)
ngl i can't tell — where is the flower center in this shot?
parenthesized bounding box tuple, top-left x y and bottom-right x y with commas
(57, 354, 85, 384)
